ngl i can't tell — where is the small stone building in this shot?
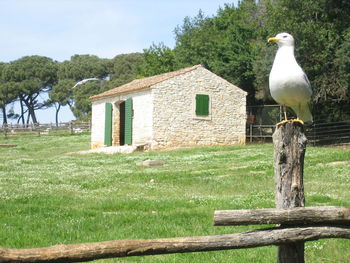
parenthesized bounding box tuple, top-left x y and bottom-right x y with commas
(89, 65, 247, 150)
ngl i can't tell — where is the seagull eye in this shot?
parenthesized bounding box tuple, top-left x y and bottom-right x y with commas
(283, 35, 288, 38)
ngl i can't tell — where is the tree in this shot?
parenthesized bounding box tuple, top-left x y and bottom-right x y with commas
(58, 54, 110, 81)
(71, 81, 104, 120)
(108, 53, 144, 86)
(49, 79, 75, 126)
(139, 43, 178, 77)
(0, 63, 17, 124)
(173, 3, 259, 104)
(57, 55, 110, 120)
(2, 56, 58, 124)
(260, 0, 350, 120)
(336, 28, 350, 101)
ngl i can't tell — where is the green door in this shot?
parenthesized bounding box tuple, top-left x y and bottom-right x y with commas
(124, 98, 133, 145)
(104, 103, 113, 146)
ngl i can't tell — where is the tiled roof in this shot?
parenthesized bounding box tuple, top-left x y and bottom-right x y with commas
(90, 64, 202, 100)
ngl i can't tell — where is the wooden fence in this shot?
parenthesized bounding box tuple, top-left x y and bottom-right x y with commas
(0, 122, 91, 138)
(0, 121, 349, 263)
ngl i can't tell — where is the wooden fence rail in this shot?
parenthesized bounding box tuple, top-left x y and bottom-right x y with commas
(1, 225, 349, 263)
(214, 206, 350, 226)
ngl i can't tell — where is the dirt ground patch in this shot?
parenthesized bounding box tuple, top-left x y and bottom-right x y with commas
(316, 160, 349, 167)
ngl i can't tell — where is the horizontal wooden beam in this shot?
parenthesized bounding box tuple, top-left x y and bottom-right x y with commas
(1, 226, 350, 263)
(214, 206, 350, 226)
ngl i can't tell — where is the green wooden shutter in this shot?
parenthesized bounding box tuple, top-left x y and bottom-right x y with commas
(104, 103, 113, 146)
(124, 98, 133, 145)
(195, 94, 209, 116)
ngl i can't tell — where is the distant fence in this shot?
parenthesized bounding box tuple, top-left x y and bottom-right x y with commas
(246, 121, 350, 145)
(0, 121, 91, 138)
(247, 105, 350, 145)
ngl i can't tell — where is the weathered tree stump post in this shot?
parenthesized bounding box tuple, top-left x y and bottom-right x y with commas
(273, 122, 307, 263)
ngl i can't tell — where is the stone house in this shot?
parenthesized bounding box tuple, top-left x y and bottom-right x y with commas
(89, 64, 247, 150)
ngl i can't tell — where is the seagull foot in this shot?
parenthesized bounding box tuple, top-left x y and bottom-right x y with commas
(276, 119, 304, 126)
(291, 119, 304, 125)
(276, 120, 290, 126)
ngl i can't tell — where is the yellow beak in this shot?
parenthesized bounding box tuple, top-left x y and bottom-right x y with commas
(268, 37, 279, 43)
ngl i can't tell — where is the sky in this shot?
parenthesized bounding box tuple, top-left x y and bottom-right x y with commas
(0, 0, 238, 123)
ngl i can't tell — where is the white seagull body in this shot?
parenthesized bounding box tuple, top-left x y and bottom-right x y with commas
(268, 32, 313, 124)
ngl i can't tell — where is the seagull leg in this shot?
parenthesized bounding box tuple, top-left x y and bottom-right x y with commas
(291, 118, 304, 125)
(276, 106, 289, 126)
(284, 106, 287, 120)
(291, 104, 304, 125)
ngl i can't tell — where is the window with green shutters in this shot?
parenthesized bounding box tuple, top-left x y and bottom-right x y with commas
(195, 94, 210, 116)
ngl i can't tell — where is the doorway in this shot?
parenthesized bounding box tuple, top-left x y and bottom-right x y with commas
(119, 101, 125, 145)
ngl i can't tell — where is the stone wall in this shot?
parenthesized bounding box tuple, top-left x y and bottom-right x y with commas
(150, 66, 247, 149)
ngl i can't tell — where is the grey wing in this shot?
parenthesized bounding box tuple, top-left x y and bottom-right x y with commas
(302, 71, 312, 96)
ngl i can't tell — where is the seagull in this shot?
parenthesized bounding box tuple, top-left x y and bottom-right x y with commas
(72, 78, 100, 89)
(268, 32, 313, 125)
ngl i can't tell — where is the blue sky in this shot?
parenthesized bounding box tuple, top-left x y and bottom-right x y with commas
(1, 0, 238, 123)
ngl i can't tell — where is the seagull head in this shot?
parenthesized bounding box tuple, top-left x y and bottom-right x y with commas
(268, 32, 294, 47)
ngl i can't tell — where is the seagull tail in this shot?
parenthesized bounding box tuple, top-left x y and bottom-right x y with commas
(293, 103, 313, 124)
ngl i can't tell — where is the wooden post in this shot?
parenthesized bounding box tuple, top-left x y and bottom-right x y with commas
(249, 123, 253, 143)
(70, 122, 74, 135)
(4, 123, 8, 139)
(272, 121, 307, 263)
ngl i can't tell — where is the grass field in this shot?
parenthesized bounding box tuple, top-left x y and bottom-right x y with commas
(0, 133, 349, 262)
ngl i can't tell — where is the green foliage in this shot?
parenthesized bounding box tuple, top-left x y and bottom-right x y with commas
(108, 53, 144, 86)
(2, 56, 58, 123)
(139, 43, 178, 77)
(58, 54, 109, 80)
(335, 28, 350, 101)
(71, 82, 104, 120)
(0, 63, 17, 108)
(56, 54, 144, 121)
(49, 79, 76, 125)
(0, 63, 15, 124)
(50, 79, 75, 107)
(260, 0, 350, 117)
(3, 56, 57, 88)
(264, 0, 342, 103)
(56, 55, 110, 120)
(172, 3, 263, 103)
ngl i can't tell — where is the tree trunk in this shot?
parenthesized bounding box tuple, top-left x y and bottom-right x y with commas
(20, 95, 38, 124)
(19, 99, 25, 125)
(273, 122, 307, 263)
(1, 105, 7, 124)
(55, 104, 61, 127)
(28, 103, 38, 124)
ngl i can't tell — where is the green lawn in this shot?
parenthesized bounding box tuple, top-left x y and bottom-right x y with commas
(0, 133, 349, 262)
